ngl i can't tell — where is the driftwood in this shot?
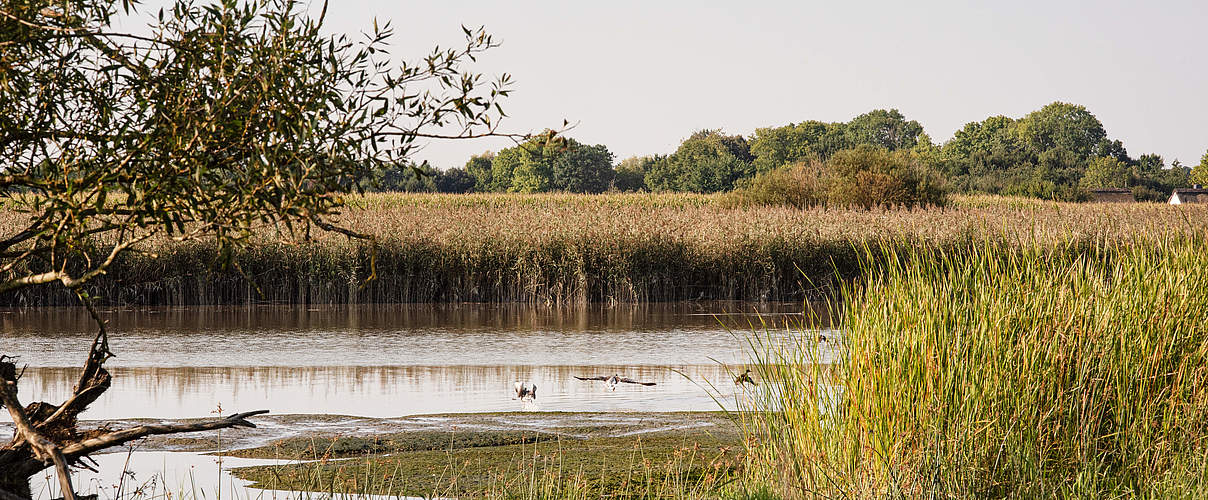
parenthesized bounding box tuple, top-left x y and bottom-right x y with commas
(1, 324, 267, 499)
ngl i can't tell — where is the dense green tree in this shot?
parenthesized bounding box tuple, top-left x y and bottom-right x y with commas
(750, 110, 922, 175)
(1193, 151, 1208, 186)
(845, 109, 925, 151)
(942, 116, 1020, 164)
(1080, 157, 1130, 189)
(436, 168, 477, 193)
(1135, 154, 1165, 179)
(0, 0, 515, 495)
(552, 143, 614, 193)
(934, 103, 1159, 200)
(646, 130, 754, 193)
(1032, 148, 1089, 200)
(910, 133, 943, 170)
(368, 163, 437, 192)
(507, 146, 553, 193)
(749, 121, 846, 172)
(1167, 160, 1192, 188)
(490, 146, 526, 192)
(494, 135, 614, 193)
(464, 152, 495, 192)
(613, 156, 658, 191)
(937, 116, 1027, 194)
(1011, 102, 1108, 159)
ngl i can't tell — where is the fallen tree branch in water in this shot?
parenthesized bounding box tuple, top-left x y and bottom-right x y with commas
(0, 337, 268, 499)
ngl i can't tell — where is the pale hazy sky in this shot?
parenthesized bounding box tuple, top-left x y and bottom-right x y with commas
(131, 1, 1208, 168)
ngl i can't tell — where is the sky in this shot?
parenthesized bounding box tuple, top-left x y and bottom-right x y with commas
(127, 0, 1208, 168)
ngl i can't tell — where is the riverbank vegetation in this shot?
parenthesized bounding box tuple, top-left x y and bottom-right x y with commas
(384, 103, 1208, 203)
(740, 237, 1208, 497)
(3, 192, 1203, 306)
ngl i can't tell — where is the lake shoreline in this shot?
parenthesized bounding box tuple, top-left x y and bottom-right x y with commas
(196, 411, 744, 497)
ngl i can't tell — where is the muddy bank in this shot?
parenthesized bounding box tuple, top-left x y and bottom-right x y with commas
(219, 412, 743, 498)
(54, 412, 738, 454)
(11, 412, 743, 498)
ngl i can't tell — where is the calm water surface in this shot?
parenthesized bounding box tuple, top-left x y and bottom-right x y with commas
(2, 302, 829, 419)
(3, 302, 831, 498)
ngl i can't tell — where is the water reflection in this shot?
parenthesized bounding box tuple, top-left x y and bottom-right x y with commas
(3, 303, 838, 497)
(28, 451, 281, 500)
(0, 303, 832, 420)
(21, 364, 752, 419)
(1, 302, 817, 368)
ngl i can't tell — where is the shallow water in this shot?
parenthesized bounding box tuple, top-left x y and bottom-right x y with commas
(3, 302, 828, 419)
(1, 302, 830, 497)
(27, 451, 278, 500)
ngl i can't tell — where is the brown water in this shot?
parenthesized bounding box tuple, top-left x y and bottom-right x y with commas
(2, 302, 829, 420)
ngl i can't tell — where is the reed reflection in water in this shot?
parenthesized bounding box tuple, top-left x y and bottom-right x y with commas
(20, 364, 751, 419)
(1, 303, 815, 368)
(2, 303, 831, 420)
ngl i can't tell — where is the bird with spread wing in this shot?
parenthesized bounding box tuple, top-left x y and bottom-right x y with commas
(575, 373, 656, 391)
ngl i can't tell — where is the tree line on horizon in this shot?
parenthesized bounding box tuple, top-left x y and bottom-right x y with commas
(367, 102, 1208, 202)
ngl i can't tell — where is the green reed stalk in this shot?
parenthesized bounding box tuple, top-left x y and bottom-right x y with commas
(742, 236, 1208, 498)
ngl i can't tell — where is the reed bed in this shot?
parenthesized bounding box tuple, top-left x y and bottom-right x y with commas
(740, 237, 1208, 498)
(2, 193, 1204, 305)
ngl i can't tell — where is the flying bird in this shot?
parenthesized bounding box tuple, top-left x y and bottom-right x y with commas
(513, 381, 537, 401)
(734, 369, 758, 386)
(574, 374, 656, 391)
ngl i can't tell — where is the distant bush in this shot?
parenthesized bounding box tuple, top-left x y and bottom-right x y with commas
(730, 146, 948, 209)
(1131, 185, 1165, 202)
(826, 146, 948, 208)
(727, 162, 826, 208)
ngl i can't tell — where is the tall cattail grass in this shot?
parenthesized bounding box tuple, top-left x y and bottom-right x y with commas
(1, 193, 1204, 306)
(740, 236, 1208, 498)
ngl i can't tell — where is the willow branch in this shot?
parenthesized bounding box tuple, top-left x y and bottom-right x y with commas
(0, 230, 154, 295)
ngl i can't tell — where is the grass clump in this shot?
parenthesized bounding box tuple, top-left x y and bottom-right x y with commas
(741, 237, 1208, 498)
(232, 427, 743, 499)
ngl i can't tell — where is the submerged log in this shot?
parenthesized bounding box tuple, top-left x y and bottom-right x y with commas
(0, 332, 267, 500)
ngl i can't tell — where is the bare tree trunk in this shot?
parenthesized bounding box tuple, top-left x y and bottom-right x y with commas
(0, 331, 267, 500)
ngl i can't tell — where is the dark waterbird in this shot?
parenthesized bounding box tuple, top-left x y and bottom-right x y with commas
(735, 369, 758, 386)
(575, 374, 656, 391)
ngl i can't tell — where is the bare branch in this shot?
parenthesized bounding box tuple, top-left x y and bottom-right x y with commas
(0, 271, 71, 295)
(0, 374, 77, 500)
(59, 410, 269, 460)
